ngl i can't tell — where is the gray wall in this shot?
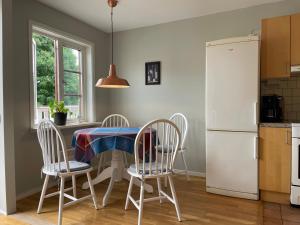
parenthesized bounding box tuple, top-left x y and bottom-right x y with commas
(12, 0, 110, 196)
(0, 0, 16, 214)
(110, 0, 300, 173)
(10, 0, 300, 199)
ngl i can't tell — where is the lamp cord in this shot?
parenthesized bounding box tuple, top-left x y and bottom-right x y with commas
(111, 6, 114, 65)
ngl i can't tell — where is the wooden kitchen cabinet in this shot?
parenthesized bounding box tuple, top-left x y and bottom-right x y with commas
(259, 127, 291, 194)
(291, 13, 300, 66)
(261, 15, 291, 79)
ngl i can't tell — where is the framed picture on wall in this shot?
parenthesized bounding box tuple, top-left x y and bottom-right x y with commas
(145, 61, 161, 85)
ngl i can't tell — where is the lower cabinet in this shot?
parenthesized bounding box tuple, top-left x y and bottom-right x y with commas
(259, 127, 291, 204)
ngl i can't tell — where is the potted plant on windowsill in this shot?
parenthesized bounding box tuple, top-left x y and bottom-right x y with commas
(49, 100, 69, 126)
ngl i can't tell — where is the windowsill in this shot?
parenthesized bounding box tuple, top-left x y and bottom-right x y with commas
(31, 121, 101, 132)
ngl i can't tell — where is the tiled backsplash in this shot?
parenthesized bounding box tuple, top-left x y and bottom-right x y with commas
(261, 76, 300, 122)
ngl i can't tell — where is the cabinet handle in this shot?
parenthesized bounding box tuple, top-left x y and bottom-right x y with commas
(286, 130, 291, 145)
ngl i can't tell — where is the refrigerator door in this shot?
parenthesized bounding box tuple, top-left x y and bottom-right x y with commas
(206, 39, 259, 132)
(206, 130, 259, 199)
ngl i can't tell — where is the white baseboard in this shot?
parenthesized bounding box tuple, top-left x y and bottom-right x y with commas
(0, 209, 8, 216)
(206, 187, 259, 200)
(16, 169, 205, 201)
(173, 169, 206, 177)
(11, 213, 54, 225)
(16, 181, 57, 201)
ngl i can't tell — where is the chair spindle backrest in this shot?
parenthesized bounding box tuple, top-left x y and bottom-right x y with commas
(134, 119, 181, 176)
(37, 120, 69, 173)
(102, 114, 130, 128)
(169, 113, 188, 149)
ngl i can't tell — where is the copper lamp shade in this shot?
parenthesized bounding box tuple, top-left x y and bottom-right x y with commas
(96, 0, 130, 89)
(96, 64, 130, 88)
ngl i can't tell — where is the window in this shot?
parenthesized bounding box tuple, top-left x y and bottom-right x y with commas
(62, 46, 83, 120)
(30, 24, 94, 127)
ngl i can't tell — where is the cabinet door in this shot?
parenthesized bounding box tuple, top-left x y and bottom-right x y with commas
(261, 16, 291, 79)
(291, 13, 300, 66)
(259, 127, 291, 193)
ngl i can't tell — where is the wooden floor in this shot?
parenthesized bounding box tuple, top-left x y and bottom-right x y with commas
(2, 175, 300, 225)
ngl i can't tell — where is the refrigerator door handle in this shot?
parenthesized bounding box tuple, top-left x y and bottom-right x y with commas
(254, 102, 258, 125)
(254, 136, 259, 160)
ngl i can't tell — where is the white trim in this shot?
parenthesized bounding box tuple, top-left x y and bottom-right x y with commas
(16, 173, 83, 201)
(173, 169, 206, 177)
(30, 20, 94, 48)
(16, 181, 56, 201)
(60, 43, 86, 123)
(0, 209, 7, 216)
(16, 170, 202, 201)
(206, 35, 259, 47)
(206, 186, 259, 200)
(86, 45, 95, 122)
(0, 0, 16, 214)
(28, 20, 96, 128)
(57, 38, 64, 106)
(10, 214, 54, 225)
(30, 121, 101, 132)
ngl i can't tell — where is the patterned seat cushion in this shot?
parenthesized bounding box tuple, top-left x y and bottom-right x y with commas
(42, 161, 91, 174)
(128, 163, 168, 175)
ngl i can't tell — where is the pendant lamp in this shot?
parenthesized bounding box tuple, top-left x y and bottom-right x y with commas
(96, 0, 130, 88)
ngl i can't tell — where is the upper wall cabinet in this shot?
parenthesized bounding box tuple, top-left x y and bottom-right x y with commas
(261, 15, 291, 80)
(292, 13, 300, 66)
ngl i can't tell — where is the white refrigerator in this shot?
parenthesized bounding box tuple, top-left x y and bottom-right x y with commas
(206, 36, 259, 200)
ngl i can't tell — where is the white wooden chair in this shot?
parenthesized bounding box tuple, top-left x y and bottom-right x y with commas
(97, 114, 130, 174)
(125, 119, 182, 225)
(37, 120, 98, 225)
(169, 113, 189, 180)
(158, 113, 189, 184)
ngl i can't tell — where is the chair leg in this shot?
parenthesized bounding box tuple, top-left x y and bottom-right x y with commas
(37, 174, 49, 214)
(58, 177, 65, 225)
(157, 177, 163, 204)
(97, 153, 104, 175)
(72, 175, 77, 198)
(123, 151, 128, 168)
(181, 151, 190, 181)
(125, 176, 134, 210)
(164, 176, 168, 188)
(87, 172, 99, 210)
(138, 180, 145, 225)
(168, 175, 182, 222)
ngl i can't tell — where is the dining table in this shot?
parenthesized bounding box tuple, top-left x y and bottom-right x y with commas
(71, 127, 155, 207)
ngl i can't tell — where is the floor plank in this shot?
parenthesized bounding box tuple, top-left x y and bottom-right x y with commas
(0, 175, 299, 225)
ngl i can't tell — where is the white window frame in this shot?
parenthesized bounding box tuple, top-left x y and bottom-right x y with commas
(59, 40, 87, 123)
(29, 21, 96, 128)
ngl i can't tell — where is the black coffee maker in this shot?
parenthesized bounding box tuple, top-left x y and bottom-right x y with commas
(260, 95, 283, 122)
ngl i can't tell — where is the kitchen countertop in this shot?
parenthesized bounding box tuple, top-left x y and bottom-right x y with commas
(259, 123, 291, 128)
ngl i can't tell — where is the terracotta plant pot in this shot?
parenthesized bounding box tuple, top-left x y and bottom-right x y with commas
(54, 112, 67, 126)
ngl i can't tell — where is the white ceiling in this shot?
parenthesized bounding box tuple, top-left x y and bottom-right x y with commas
(37, 0, 283, 32)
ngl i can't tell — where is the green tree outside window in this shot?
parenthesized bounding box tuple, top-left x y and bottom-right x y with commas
(33, 33, 80, 107)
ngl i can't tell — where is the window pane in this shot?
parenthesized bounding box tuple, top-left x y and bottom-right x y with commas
(63, 47, 80, 72)
(63, 46, 82, 121)
(32, 33, 55, 123)
(64, 96, 81, 120)
(33, 33, 55, 106)
(64, 72, 80, 95)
